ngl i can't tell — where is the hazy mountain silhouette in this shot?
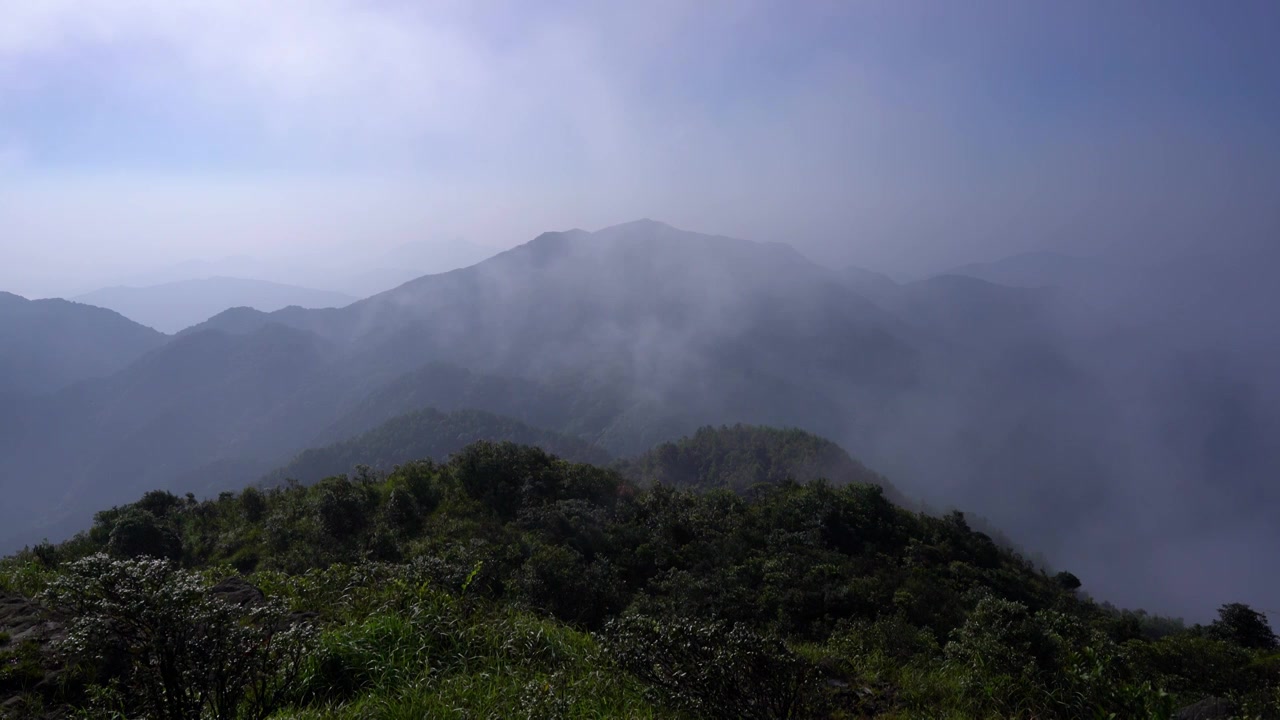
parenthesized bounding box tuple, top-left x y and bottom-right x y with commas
(113, 256, 266, 288)
(1, 220, 1276, 619)
(0, 221, 913, 550)
(76, 277, 356, 333)
(0, 291, 166, 394)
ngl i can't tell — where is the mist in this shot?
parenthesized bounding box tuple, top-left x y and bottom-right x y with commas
(4, 1, 1278, 296)
(2, 0, 1280, 627)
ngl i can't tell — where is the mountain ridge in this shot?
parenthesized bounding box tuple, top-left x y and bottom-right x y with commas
(2, 220, 1276, 619)
(76, 276, 357, 333)
(0, 291, 167, 395)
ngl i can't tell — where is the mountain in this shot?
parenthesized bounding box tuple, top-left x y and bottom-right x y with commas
(0, 324, 335, 547)
(112, 255, 266, 287)
(178, 219, 920, 452)
(308, 362, 645, 450)
(2, 220, 1276, 620)
(75, 277, 356, 333)
(263, 407, 611, 486)
(840, 264, 900, 302)
(232, 219, 918, 424)
(0, 291, 166, 394)
(0, 221, 915, 553)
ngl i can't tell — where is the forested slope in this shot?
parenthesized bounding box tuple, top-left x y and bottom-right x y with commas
(264, 407, 612, 486)
(2, 436, 1275, 719)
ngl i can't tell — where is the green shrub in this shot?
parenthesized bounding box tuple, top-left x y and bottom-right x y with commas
(0, 639, 45, 694)
(42, 554, 316, 720)
(105, 509, 181, 560)
(603, 615, 815, 719)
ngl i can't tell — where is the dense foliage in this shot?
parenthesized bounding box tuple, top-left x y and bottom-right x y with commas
(2, 433, 1277, 718)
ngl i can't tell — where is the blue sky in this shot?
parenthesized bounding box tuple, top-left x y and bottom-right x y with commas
(1, 0, 1277, 296)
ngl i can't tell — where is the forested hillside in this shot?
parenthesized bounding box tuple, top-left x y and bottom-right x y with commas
(263, 407, 612, 487)
(2, 437, 1275, 719)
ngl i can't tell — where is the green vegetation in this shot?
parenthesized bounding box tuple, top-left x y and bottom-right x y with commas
(2, 429, 1277, 718)
(263, 407, 613, 487)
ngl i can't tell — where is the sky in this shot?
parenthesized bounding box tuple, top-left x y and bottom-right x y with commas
(1, 0, 1279, 297)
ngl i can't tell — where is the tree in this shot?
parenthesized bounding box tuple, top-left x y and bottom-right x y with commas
(106, 508, 181, 560)
(1054, 571, 1082, 592)
(1210, 602, 1278, 650)
(240, 486, 267, 522)
(135, 490, 183, 518)
(383, 487, 422, 535)
(315, 476, 372, 542)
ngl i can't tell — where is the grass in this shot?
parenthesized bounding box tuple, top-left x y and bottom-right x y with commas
(0, 558, 55, 598)
(251, 566, 677, 719)
(275, 609, 673, 719)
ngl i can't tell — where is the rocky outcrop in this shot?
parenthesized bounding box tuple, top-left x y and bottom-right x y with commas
(0, 592, 65, 719)
(1175, 696, 1234, 720)
(209, 576, 266, 608)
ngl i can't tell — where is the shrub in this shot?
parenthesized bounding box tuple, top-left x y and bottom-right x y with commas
(42, 554, 316, 720)
(603, 615, 815, 719)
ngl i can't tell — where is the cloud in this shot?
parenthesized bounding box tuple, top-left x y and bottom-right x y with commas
(0, 0, 718, 166)
(0, 2, 487, 141)
(0, 1, 1277, 285)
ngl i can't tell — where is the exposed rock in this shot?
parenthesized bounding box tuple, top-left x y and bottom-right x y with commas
(1175, 696, 1234, 720)
(209, 576, 266, 608)
(0, 594, 46, 642)
(0, 593, 66, 720)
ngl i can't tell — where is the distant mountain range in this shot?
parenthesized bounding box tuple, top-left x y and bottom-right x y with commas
(103, 239, 500, 300)
(1, 220, 1276, 619)
(75, 277, 357, 333)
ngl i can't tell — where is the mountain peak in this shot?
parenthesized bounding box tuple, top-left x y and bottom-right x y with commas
(178, 306, 273, 337)
(597, 218, 676, 233)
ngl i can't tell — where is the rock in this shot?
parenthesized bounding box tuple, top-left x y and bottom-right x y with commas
(0, 595, 42, 636)
(0, 593, 62, 647)
(209, 577, 266, 608)
(1175, 696, 1234, 720)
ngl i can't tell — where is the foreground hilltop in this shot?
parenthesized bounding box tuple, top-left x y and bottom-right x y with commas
(2, 431, 1275, 718)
